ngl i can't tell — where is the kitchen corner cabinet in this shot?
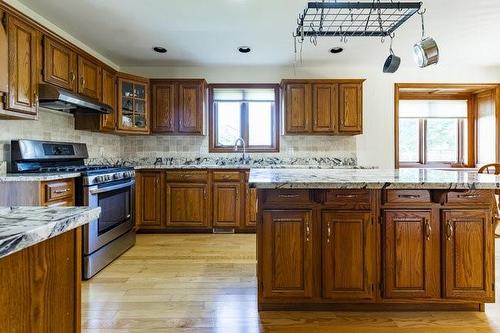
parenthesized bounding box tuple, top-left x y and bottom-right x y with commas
(0, 14, 38, 119)
(261, 210, 314, 299)
(281, 79, 364, 135)
(150, 79, 206, 135)
(117, 74, 150, 134)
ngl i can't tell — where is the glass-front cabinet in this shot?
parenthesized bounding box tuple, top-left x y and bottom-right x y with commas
(117, 75, 150, 133)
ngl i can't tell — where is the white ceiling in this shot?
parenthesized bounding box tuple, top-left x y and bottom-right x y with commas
(16, 0, 500, 67)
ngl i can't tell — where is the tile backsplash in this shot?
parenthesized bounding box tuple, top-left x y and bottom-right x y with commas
(0, 108, 121, 168)
(1, 109, 358, 169)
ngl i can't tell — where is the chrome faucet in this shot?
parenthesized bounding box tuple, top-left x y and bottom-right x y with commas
(234, 137, 247, 162)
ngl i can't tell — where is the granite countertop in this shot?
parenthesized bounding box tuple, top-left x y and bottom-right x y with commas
(0, 206, 101, 258)
(248, 168, 500, 190)
(0, 172, 81, 182)
(134, 164, 362, 170)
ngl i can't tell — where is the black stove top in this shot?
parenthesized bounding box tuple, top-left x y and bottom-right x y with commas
(38, 165, 133, 176)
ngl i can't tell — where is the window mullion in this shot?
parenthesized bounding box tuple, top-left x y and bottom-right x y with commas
(241, 102, 250, 146)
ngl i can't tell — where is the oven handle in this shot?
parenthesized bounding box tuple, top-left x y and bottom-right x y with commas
(89, 180, 135, 195)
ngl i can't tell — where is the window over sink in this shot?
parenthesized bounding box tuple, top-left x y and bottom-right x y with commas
(208, 84, 280, 153)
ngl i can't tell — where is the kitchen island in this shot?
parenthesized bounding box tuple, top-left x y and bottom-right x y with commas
(249, 168, 498, 311)
(0, 206, 100, 332)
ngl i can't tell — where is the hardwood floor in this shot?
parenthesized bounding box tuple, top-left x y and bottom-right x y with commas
(83, 235, 500, 333)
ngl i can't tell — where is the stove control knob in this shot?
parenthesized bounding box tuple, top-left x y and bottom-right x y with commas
(106, 175, 112, 181)
(94, 176, 103, 183)
(113, 173, 122, 180)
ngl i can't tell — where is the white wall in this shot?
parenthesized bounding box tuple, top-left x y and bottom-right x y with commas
(123, 64, 500, 168)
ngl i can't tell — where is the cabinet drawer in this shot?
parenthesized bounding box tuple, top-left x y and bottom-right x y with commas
(264, 190, 311, 204)
(446, 190, 492, 205)
(43, 179, 74, 202)
(213, 171, 242, 182)
(322, 190, 370, 207)
(384, 190, 431, 204)
(166, 171, 208, 183)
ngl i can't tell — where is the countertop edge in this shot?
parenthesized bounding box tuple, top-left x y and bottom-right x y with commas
(0, 207, 101, 259)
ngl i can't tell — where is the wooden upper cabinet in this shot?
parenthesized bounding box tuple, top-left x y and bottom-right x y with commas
(442, 210, 494, 301)
(262, 210, 314, 299)
(339, 83, 362, 133)
(77, 55, 101, 100)
(117, 74, 149, 133)
(178, 81, 204, 134)
(151, 82, 176, 133)
(312, 83, 338, 133)
(284, 83, 312, 133)
(2, 15, 38, 118)
(322, 211, 375, 301)
(383, 210, 440, 299)
(42, 36, 77, 91)
(213, 183, 241, 227)
(282, 80, 363, 135)
(100, 68, 116, 131)
(136, 172, 163, 229)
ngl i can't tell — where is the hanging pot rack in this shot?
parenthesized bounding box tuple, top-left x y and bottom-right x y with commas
(295, 1, 422, 43)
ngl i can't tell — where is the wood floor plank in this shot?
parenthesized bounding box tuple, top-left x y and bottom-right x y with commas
(82, 234, 500, 332)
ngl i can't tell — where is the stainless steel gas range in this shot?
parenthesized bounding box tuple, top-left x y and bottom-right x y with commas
(10, 139, 136, 279)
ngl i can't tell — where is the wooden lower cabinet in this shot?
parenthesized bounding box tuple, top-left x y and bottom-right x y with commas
(383, 210, 440, 299)
(166, 183, 209, 228)
(213, 182, 241, 227)
(442, 209, 494, 301)
(322, 211, 375, 301)
(245, 186, 257, 228)
(135, 172, 163, 229)
(261, 210, 314, 299)
(257, 188, 496, 310)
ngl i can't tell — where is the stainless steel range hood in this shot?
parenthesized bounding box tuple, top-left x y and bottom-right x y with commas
(38, 84, 112, 114)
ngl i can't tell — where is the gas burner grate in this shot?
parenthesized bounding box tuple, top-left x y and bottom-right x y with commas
(295, 1, 422, 41)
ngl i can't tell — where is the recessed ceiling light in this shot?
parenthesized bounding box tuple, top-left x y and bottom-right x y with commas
(238, 46, 251, 54)
(153, 46, 167, 54)
(329, 47, 344, 54)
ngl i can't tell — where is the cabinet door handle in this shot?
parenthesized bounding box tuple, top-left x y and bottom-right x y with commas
(236, 189, 239, 201)
(446, 220, 454, 240)
(203, 188, 207, 200)
(155, 177, 159, 187)
(33, 92, 38, 110)
(80, 77, 86, 87)
(425, 220, 432, 240)
(327, 222, 332, 243)
(53, 189, 70, 194)
(305, 222, 311, 242)
(70, 72, 76, 82)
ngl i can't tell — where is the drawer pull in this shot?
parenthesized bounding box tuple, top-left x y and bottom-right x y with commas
(446, 221, 454, 240)
(278, 194, 300, 198)
(457, 194, 480, 199)
(425, 220, 432, 240)
(53, 189, 70, 194)
(336, 194, 357, 198)
(398, 194, 421, 199)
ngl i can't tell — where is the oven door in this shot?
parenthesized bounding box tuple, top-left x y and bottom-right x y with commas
(83, 178, 135, 255)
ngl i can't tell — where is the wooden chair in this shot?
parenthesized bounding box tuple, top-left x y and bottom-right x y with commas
(478, 163, 500, 237)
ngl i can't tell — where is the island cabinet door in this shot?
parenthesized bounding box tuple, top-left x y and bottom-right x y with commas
(442, 210, 494, 301)
(383, 210, 440, 299)
(262, 210, 314, 299)
(322, 211, 375, 301)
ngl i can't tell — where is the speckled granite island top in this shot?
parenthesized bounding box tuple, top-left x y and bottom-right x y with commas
(0, 206, 101, 258)
(248, 168, 500, 190)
